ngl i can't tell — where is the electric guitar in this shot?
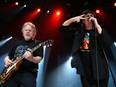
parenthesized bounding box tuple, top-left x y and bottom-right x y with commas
(0, 39, 54, 84)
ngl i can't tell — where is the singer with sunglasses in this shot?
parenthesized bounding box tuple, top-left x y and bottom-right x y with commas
(59, 10, 113, 87)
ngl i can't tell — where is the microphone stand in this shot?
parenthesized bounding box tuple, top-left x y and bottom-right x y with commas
(97, 31, 116, 87)
(93, 20, 100, 87)
(92, 20, 116, 87)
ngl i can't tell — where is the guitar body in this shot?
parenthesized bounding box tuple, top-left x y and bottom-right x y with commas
(0, 60, 22, 83)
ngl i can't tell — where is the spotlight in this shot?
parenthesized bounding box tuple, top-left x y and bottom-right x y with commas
(24, 5, 26, 7)
(15, 2, 19, 5)
(96, 9, 100, 14)
(56, 11, 60, 16)
(37, 8, 41, 12)
(0, 37, 12, 47)
(69, 56, 73, 60)
(114, 42, 116, 46)
(114, 2, 116, 7)
(47, 10, 50, 13)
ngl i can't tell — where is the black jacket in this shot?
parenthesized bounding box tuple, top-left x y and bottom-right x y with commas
(59, 26, 113, 80)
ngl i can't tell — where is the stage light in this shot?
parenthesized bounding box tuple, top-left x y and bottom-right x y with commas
(37, 8, 41, 12)
(114, 42, 116, 46)
(114, 2, 116, 7)
(15, 2, 19, 5)
(69, 56, 73, 60)
(56, 11, 60, 16)
(55, 9, 62, 16)
(0, 37, 12, 47)
(47, 10, 50, 13)
(96, 9, 100, 14)
(24, 5, 26, 7)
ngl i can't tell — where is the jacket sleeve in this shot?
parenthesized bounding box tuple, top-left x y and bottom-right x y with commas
(98, 29, 113, 48)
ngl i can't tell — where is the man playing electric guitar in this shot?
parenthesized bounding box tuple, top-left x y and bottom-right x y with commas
(1, 22, 51, 87)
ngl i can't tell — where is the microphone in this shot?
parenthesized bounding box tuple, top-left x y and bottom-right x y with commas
(88, 16, 94, 22)
(88, 16, 96, 30)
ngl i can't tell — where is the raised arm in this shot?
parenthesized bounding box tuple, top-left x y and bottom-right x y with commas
(89, 17, 102, 34)
(63, 14, 85, 26)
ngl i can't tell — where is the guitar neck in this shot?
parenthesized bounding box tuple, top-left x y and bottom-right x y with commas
(31, 44, 42, 53)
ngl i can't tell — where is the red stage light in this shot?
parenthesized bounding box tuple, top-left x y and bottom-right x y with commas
(96, 9, 100, 14)
(37, 8, 41, 12)
(56, 11, 60, 16)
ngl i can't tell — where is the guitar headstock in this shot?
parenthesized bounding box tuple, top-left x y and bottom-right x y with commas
(42, 39, 54, 47)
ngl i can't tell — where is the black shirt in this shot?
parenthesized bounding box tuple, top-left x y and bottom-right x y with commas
(8, 39, 43, 74)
